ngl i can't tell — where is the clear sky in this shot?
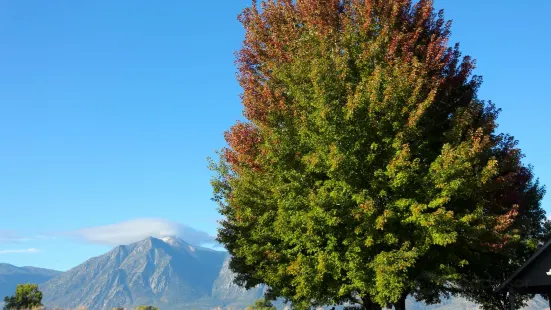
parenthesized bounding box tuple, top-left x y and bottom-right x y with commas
(0, 1, 549, 272)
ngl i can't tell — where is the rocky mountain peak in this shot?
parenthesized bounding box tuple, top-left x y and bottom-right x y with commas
(40, 236, 229, 310)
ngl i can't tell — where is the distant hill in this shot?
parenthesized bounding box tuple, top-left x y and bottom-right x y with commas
(0, 263, 62, 305)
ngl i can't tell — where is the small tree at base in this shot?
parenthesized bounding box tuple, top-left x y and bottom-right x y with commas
(3, 283, 43, 310)
(246, 299, 276, 310)
(135, 306, 158, 310)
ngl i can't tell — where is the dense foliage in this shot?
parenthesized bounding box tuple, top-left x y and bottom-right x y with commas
(3, 284, 43, 310)
(211, 0, 547, 309)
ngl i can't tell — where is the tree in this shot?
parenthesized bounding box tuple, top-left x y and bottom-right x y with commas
(3, 284, 43, 310)
(210, 0, 546, 309)
(246, 299, 277, 310)
(135, 306, 158, 310)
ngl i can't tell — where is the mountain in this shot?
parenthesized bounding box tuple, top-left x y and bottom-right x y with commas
(41, 236, 229, 310)
(0, 264, 61, 303)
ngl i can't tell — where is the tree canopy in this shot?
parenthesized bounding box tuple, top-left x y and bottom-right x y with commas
(211, 0, 547, 309)
(3, 284, 43, 310)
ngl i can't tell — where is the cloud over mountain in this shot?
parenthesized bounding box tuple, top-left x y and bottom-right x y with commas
(71, 218, 216, 246)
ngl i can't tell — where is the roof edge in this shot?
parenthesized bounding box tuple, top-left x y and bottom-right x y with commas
(496, 239, 551, 293)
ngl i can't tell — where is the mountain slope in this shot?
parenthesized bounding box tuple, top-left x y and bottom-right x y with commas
(0, 264, 61, 301)
(211, 258, 266, 308)
(41, 237, 228, 310)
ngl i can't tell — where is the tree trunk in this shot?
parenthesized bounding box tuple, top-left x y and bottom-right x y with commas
(360, 296, 382, 310)
(508, 288, 515, 310)
(393, 293, 408, 310)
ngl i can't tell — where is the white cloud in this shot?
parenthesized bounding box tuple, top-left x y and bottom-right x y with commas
(0, 248, 40, 254)
(0, 231, 56, 244)
(71, 218, 216, 246)
(0, 230, 32, 243)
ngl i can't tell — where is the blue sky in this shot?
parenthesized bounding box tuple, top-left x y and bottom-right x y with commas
(0, 1, 549, 271)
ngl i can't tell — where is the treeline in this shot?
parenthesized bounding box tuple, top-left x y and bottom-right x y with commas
(2, 283, 159, 310)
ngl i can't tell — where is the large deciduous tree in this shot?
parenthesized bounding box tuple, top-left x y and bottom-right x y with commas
(210, 0, 547, 309)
